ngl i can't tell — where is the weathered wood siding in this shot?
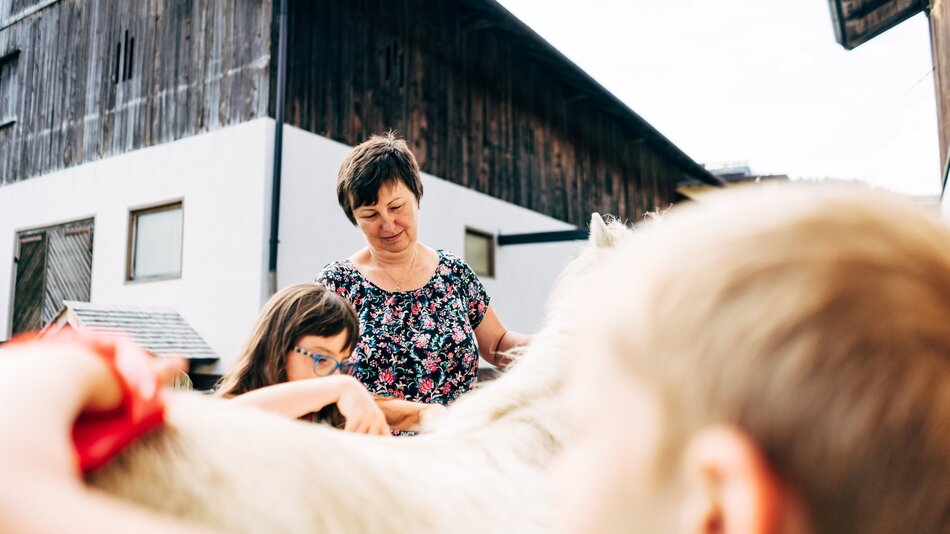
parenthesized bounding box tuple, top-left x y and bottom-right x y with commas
(931, 2, 950, 174)
(277, 0, 699, 225)
(1, 0, 707, 225)
(0, 0, 272, 184)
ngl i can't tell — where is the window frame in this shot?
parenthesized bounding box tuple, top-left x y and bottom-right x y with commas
(464, 227, 496, 279)
(126, 201, 184, 283)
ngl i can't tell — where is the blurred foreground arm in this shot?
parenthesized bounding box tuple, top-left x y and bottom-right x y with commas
(0, 337, 214, 533)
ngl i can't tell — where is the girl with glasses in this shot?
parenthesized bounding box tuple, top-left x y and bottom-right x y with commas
(216, 284, 443, 435)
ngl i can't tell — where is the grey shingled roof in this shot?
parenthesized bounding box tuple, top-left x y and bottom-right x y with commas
(58, 301, 218, 361)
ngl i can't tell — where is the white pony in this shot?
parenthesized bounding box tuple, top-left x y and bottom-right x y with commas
(88, 214, 634, 533)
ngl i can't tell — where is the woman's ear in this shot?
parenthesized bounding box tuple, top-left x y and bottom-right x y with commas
(681, 426, 787, 534)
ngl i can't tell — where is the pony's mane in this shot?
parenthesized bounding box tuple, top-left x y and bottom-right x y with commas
(429, 213, 635, 435)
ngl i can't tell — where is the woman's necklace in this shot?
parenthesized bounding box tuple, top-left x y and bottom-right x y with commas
(376, 244, 418, 292)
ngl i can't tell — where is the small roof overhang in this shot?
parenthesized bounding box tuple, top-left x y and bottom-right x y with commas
(828, 0, 928, 50)
(44, 301, 219, 369)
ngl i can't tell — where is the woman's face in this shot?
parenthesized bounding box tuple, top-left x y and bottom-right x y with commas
(352, 180, 420, 254)
(285, 330, 353, 382)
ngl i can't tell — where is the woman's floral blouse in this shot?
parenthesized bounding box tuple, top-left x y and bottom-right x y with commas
(315, 250, 490, 406)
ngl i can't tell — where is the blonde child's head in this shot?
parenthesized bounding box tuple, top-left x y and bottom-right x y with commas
(560, 186, 950, 534)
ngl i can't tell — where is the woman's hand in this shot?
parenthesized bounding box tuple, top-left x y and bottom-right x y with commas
(474, 305, 532, 368)
(333, 376, 391, 436)
(418, 403, 448, 427)
(373, 397, 446, 431)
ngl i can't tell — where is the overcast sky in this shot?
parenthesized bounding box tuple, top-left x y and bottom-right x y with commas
(497, 1, 941, 196)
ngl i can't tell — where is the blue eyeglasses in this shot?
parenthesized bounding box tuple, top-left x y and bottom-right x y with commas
(293, 346, 358, 377)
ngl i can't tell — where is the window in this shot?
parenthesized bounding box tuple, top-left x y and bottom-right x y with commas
(465, 228, 495, 278)
(128, 202, 183, 281)
(377, 39, 404, 88)
(0, 49, 20, 140)
(113, 29, 135, 84)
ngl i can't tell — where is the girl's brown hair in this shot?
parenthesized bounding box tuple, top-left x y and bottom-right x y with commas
(216, 284, 359, 398)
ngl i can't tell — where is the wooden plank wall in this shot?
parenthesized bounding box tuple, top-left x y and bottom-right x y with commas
(278, 0, 690, 226)
(930, 1, 950, 174)
(0, 0, 272, 184)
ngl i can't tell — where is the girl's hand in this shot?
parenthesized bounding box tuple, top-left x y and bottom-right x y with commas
(333, 376, 391, 436)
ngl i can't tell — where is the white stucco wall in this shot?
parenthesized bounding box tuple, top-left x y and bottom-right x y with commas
(277, 125, 587, 334)
(0, 119, 274, 364)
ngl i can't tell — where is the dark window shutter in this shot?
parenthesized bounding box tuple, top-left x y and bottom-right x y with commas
(12, 234, 48, 335)
(12, 219, 94, 335)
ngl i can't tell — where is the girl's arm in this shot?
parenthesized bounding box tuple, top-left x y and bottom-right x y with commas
(374, 398, 447, 431)
(230, 376, 352, 418)
(230, 376, 390, 435)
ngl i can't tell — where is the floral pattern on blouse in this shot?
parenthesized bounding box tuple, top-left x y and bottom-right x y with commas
(315, 250, 490, 406)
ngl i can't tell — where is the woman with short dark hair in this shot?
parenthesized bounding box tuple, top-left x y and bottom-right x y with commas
(316, 132, 529, 412)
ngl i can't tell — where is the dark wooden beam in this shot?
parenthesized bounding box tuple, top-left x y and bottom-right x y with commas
(497, 228, 589, 246)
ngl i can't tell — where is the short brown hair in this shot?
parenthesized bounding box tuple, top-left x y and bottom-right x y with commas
(598, 187, 950, 533)
(336, 132, 423, 225)
(216, 284, 360, 398)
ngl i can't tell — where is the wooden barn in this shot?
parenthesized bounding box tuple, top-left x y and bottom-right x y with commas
(0, 0, 718, 369)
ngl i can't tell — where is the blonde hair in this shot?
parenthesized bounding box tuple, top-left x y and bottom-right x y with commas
(597, 186, 950, 533)
(216, 284, 359, 398)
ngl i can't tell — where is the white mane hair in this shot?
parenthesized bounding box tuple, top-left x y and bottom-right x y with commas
(88, 213, 636, 533)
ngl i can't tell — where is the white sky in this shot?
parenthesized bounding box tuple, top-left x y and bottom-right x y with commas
(497, 0, 941, 196)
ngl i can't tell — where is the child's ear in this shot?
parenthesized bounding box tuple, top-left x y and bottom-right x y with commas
(680, 426, 793, 534)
